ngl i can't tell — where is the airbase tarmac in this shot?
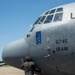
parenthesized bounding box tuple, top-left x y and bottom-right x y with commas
(0, 65, 38, 75)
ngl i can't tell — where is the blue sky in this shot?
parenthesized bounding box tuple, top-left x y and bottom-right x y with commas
(0, 0, 75, 61)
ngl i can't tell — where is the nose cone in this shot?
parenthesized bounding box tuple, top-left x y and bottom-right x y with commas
(2, 39, 29, 67)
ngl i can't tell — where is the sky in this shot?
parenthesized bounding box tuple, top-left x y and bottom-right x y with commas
(0, 0, 75, 61)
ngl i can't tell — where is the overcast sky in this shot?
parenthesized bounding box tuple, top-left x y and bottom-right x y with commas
(0, 0, 75, 61)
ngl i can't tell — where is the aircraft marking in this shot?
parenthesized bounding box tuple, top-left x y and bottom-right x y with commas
(55, 39, 68, 52)
(56, 47, 68, 51)
(36, 31, 42, 44)
(56, 39, 68, 44)
(71, 13, 75, 19)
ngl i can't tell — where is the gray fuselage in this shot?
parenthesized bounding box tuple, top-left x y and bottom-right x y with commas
(2, 2, 75, 75)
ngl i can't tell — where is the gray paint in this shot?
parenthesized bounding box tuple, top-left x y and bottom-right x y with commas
(2, 2, 75, 75)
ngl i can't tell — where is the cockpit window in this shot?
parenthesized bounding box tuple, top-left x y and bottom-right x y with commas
(49, 9, 56, 14)
(33, 7, 63, 25)
(44, 15, 53, 23)
(45, 11, 49, 15)
(30, 26, 35, 32)
(34, 16, 46, 25)
(53, 8, 63, 22)
(56, 8, 63, 12)
(53, 13, 63, 22)
(38, 16, 46, 24)
(34, 17, 41, 25)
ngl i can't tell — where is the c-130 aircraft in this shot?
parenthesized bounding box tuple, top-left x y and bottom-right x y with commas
(2, 2, 75, 75)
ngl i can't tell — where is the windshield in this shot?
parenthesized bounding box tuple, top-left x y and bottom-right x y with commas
(33, 7, 63, 25)
(33, 16, 46, 25)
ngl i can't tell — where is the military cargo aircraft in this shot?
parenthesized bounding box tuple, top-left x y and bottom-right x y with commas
(2, 2, 75, 75)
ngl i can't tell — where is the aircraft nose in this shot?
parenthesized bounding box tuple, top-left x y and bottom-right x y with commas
(2, 38, 29, 66)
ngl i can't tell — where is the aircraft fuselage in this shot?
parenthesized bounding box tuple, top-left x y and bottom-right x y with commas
(2, 2, 75, 75)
